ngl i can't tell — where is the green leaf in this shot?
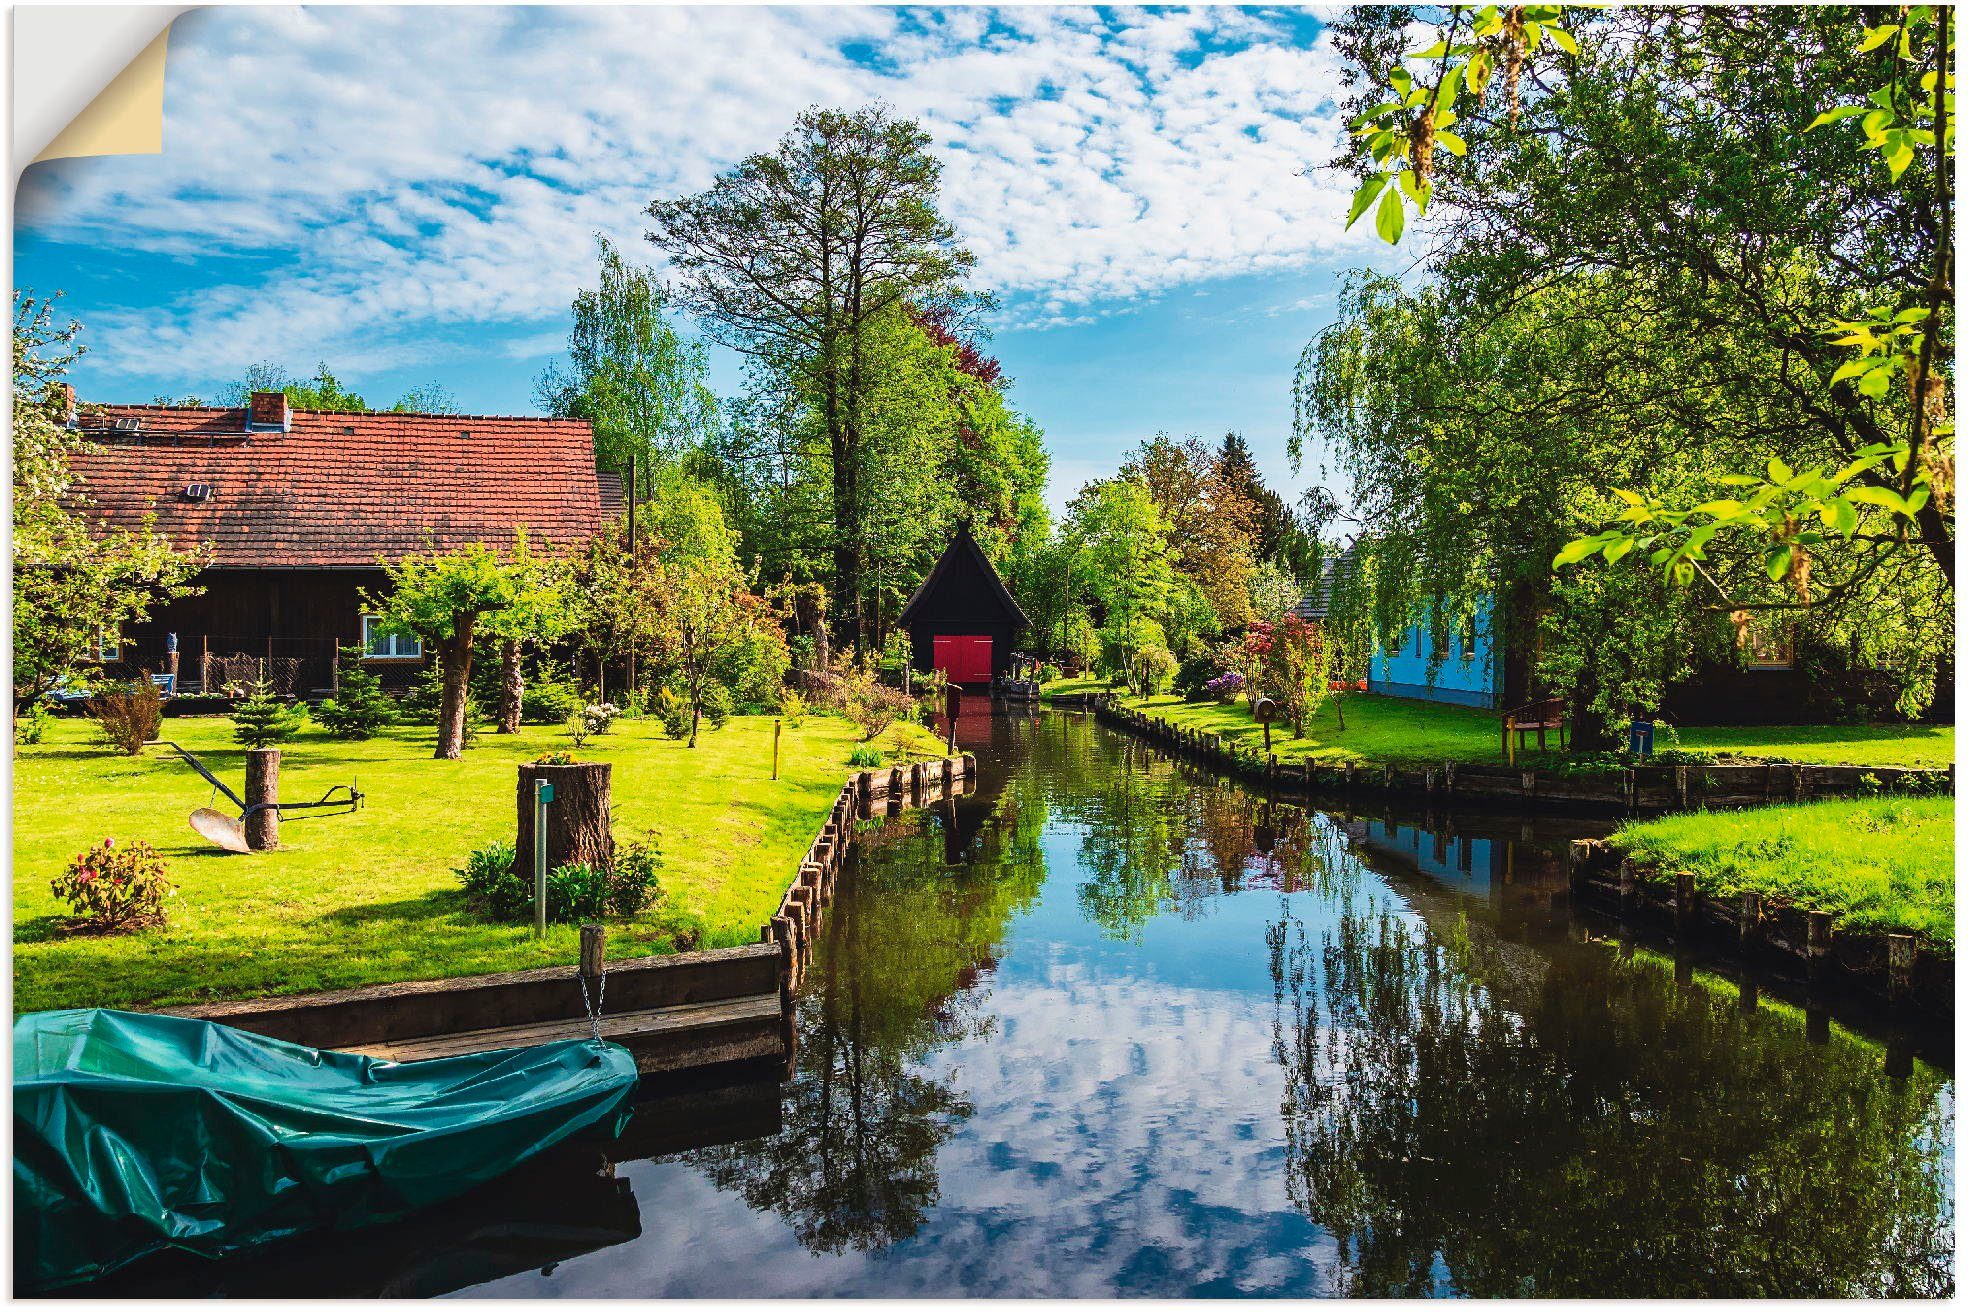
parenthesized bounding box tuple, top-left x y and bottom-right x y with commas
(1552, 535, 1608, 568)
(1829, 358, 1874, 385)
(1348, 102, 1403, 129)
(1716, 474, 1759, 486)
(1435, 129, 1468, 156)
(1375, 186, 1406, 244)
(1603, 538, 1634, 564)
(1346, 175, 1389, 229)
(1546, 24, 1578, 55)
(1807, 106, 1870, 130)
(1693, 499, 1745, 518)
(1857, 23, 1901, 52)
(1765, 545, 1793, 583)
(1765, 457, 1793, 484)
(1857, 363, 1896, 400)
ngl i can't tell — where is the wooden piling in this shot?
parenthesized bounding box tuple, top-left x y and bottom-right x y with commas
(579, 924, 606, 981)
(1738, 891, 1763, 951)
(1887, 933, 1916, 1004)
(1673, 871, 1696, 930)
(1806, 911, 1834, 983)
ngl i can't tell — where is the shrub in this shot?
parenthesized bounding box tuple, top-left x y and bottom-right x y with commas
(566, 701, 619, 748)
(90, 679, 164, 755)
(654, 688, 694, 741)
(838, 665, 914, 741)
(453, 834, 661, 923)
(53, 838, 173, 931)
(314, 647, 398, 739)
(521, 677, 583, 725)
(232, 679, 306, 748)
(15, 702, 51, 746)
(848, 744, 886, 768)
(1135, 646, 1177, 696)
(1174, 653, 1224, 700)
(1203, 670, 1246, 704)
(778, 690, 807, 726)
(456, 838, 525, 918)
(608, 837, 663, 916)
(701, 683, 733, 729)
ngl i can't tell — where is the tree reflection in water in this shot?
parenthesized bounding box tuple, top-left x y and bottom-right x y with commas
(683, 787, 1047, 1255)
(1269, 885, 1955, 1297)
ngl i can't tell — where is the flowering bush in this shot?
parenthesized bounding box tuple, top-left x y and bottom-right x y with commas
(567, 701, 620, 747)
(1203, 671, 1246, 703)
(53, 838, 173, 931)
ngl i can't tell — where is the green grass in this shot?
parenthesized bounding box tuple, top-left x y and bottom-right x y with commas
(1613, 798, 1955, 945)
(15, 713, 940, 1013)
(1040, 675, 1117, 700)
(1119, 692, 1955, 770)
(1679, 723, 1956, 768)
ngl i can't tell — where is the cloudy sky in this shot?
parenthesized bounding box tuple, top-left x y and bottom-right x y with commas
(15, 4, 1390, 508)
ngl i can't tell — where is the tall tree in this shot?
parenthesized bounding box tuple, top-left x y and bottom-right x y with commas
(12, 295, 204, 721)
(1121, 433, 1260, 630)
(535, 235, 721, 496)
(1067, 478, 1178, 692)
(648, 104, 977, 656)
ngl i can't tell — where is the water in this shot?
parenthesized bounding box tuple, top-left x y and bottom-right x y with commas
(77, 710, 1954, 1297)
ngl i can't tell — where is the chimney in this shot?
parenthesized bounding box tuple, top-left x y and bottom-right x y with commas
(49, 382, 76, 427)
(246, 390, 291, 433)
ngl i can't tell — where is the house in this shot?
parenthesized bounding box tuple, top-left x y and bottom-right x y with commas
(63, 390, 620, 696)
(897, 525, 1027, 687)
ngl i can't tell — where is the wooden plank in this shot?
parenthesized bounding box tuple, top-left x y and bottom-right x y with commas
(347, 994, 783, 1063)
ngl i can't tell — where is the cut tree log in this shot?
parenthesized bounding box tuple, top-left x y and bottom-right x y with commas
(517, 761, 614, 881)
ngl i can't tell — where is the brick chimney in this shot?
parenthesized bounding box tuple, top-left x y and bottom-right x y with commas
(49, 382, 75, 426)
(246, 390, 292, 433)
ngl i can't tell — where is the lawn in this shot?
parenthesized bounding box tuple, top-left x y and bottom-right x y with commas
(1040, 674, 1117, 700)
(1612, 798, 1954, 945)
(1117, 692, 1955, 770)
(15, 712, 940, 1013)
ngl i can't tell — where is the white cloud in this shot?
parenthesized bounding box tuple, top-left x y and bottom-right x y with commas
(18, 5, 1373, 385)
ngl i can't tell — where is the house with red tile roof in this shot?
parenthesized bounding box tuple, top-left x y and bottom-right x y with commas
(62, 390, 622, 695)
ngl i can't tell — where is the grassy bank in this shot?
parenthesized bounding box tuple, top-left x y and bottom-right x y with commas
(1612, 798, 1954, 945)
(15, 713, 939, 1012)
(1111, 692, 1954, 771)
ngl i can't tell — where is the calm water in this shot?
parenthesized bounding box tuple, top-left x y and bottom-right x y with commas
(84, 709, 1954, 1297)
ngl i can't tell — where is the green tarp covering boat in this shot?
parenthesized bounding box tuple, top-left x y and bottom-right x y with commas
(14, 1008, 639, 1292)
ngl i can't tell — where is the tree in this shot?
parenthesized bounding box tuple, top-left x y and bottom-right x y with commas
(1120, 434, 1259, 631)
(1067, 478, 1177, 693)
(230, 677, 305, 748)
(12, 295, 204, 722)
(1218, 431, 1320, 581)
(534, 235, 721, 495)
(482, 535, 573, 735)
(648, 104, 977, 656)
(365, 535, 563, 759)
(1326, 5, 1953, 602)
(158, 362, 458, 413)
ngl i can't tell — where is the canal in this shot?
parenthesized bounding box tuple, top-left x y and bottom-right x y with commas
(85, 708, 1954, 1297)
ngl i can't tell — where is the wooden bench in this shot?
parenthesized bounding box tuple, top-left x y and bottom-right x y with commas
(1502, 697, 1568, 758)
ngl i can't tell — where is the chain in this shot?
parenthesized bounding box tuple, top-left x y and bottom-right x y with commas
(577, 970, 607, 1044)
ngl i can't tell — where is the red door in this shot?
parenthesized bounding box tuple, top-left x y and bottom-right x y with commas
(932, 634, 993, 685)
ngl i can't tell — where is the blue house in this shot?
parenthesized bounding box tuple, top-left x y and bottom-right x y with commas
(1294, 549, 1504, 710)
(1368, 596, 1502, 709)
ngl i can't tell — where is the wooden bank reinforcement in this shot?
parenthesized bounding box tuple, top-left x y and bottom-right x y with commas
(1088, 695, 1952, 814)
(169, 752, 978, 1078)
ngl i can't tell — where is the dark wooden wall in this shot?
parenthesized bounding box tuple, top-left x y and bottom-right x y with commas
(907, 620, 1020, 682)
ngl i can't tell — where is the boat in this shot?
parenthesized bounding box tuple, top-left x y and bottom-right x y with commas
(14, 1007, 640, 1292)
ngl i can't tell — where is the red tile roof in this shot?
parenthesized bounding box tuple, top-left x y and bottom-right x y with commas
(64, 405, 613, 568)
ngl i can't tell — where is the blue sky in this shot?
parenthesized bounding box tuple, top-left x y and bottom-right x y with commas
(16, 5, 1388, 511)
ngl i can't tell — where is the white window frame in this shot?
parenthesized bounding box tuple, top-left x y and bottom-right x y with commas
(361, 614, 422, 660)
(96, 631, 121, 662)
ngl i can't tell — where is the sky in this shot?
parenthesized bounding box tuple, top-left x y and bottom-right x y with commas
(15, 4, 1393, 512)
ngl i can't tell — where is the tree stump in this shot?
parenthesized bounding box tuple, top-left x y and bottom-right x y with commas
(244, 748, 280, 851)
(517, 762, 613, 881)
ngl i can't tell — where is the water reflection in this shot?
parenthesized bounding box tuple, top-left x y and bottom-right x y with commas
(62, 711, 1954, 1297)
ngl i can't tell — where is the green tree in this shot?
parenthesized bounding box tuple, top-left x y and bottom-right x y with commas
(534, 235, 721, 495)
(1120, 434, 1257, 632)
(230, 677, 305, 748)
(187, 361, 457, 413)
(11, 295, 205, 722)
(365, 534, 563, 759)
(648, 104, 978, 656)
(1067, 478, 1177, 693)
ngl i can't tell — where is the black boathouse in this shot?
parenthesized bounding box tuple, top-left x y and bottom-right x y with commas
(898, 526, 1027, 687)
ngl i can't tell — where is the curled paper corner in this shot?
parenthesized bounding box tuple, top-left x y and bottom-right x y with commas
(24, 10, 182, 167)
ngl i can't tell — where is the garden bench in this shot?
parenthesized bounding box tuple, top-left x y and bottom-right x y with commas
(1502, 697, 1568, 758)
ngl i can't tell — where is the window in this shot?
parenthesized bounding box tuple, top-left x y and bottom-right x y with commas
(1462, 617, 1478, 662)
(362, 615, 422, 660)
(96, 632, 120, 662)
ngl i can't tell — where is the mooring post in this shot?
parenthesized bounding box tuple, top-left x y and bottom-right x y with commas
(1887, 933, 1916, 1006)
(1806, 910, 1833, 984)
(1673, 871, 1696, 931)
(1739, 891, 1763, 952)
(1618, 858, 1636, 915)
(772, 718, 781, 780)
(244, 748, 280, 851)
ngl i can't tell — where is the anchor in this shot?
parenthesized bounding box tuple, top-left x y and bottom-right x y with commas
(146, 740, 364, 853)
